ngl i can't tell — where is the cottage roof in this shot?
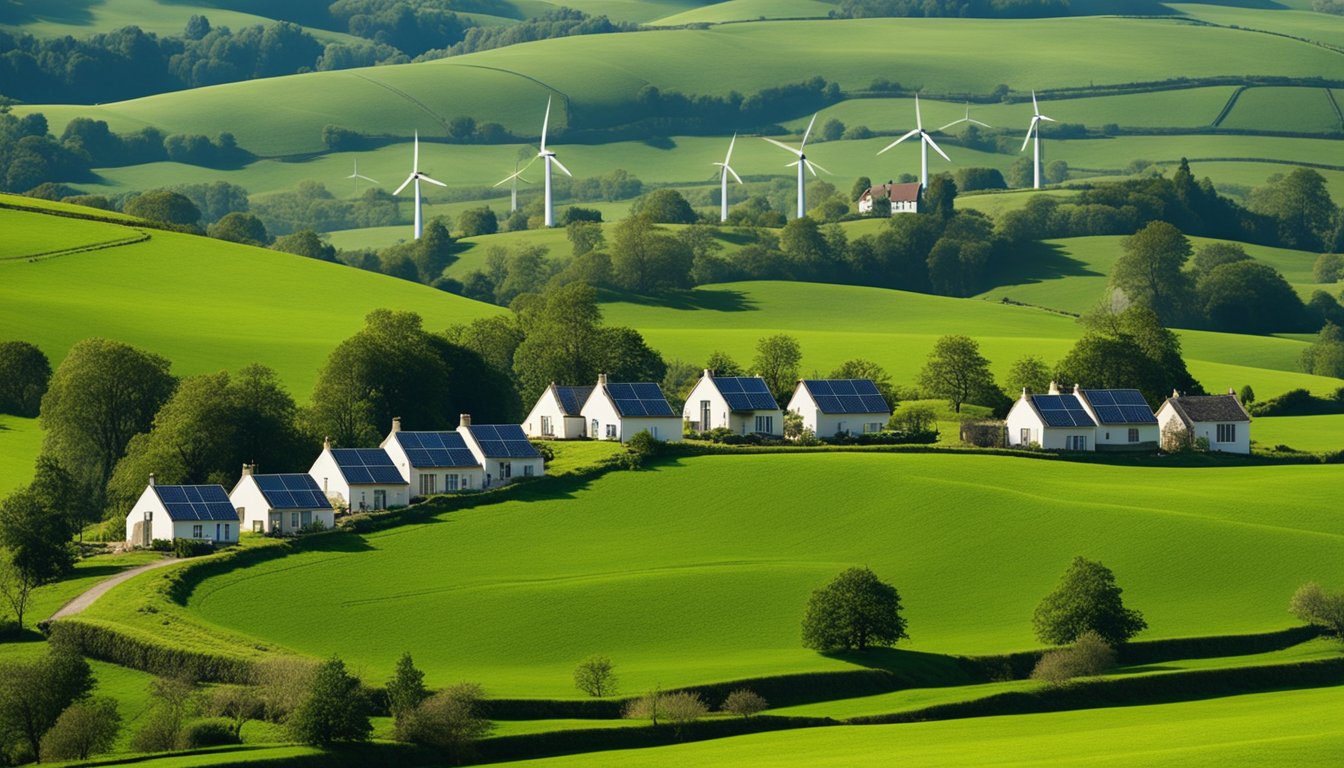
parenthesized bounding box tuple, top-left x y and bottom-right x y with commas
(1026, 394, 1096, 428)
(601, 382, 677, 418)
(705, 375, 780, 412)
(863, 182, 921, 203)
(250, 474, 333, 511)
(553, 385, 595, 417)
(465, 424, 541, 459)
(1165, 394, 1250, 424)
(1077, 389, 1157, 425)
(329, 448, 406, 485)
(393, 431, 479, 468)
(798, 379, 890, 415)
(152, 484, 240, 522)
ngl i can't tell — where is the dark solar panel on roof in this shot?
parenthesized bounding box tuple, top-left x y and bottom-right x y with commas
(803, 380, 890, 414)
(607, 382, 676, 418)
(156, 484, 238, 522)
(1081, 389, 1157, 424)
(468, 425, 540, 459)
(1030, 395, 1096, 427)
(396, 432, 478, 468)
(554, 385, 594, 416)
(713, 377, 779, 412)
(330, 448, 405, 484)
(254, 474, 331, 510)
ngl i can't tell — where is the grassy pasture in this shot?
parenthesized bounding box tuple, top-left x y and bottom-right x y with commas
(0, 415, 42, 495)
(174, 453, 1344, 695)
(1167, 2, 1344, 49)
(486, 686, 1344, 767)
(0, 207, 142, 259)
(1220, 87, 1343, 134)
(1255, 415, 1344, 454)
(652, 0, 839, 25)
(18, 16, 1343, 157)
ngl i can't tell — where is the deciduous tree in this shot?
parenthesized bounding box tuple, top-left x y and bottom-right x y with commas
(289, 657, 371, 747)
(401, 683, 492, 757)
(802, 567, 908, 652)
(753, 334, 802, 404)
(0, 646, 93, 761)
(917, 335, 997, 413)
(1033, 556, 1147, 646)
(1111, 221, 1193, 324)
(40, 696, 120, 761)
(386, 653, 429, 729)
(573, 656, 617, 698)
(0, 341, 50, 417)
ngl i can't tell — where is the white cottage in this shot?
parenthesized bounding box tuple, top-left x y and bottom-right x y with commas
(1156, 389, 1252, 454)
(458, 415, 546, 487)
(1005, 383, 1097, 451)
(857, 181, 921, 215)
(787, 379, 891, 437)
(682, 370, 783, 436)
(307, 439, 409, 512)
(1074, 387, 1159, 451)
(229, 465, 335, 535)
(124, 475, 239, 547)
(380, 418, 485, 495)
(524, 384, 594, 440)
(579, 374, 684, 442)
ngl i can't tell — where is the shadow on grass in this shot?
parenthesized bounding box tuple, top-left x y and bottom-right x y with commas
(824, 647, 983, 685)
(601, 286, 755, 312)
(0, 0, 100, 26)
(989, 239, 1102, 290)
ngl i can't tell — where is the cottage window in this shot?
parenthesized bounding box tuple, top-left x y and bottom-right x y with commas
(373, 489, 386, 510)
(1020, 428, 1031, 445)
(865, 422, 882, 433)
(524, 465, 534, 477)
(446, 474, 459, 492)
(253, 521, 263, 533)
(224, 524, 231, 540)
(540, 415, 553, 436)
(192, 524, 203, 538)
(419, 474, 437, 495)
(291, 512, 299, 529)
(591, 419, 599, 438)
(605, 424, 617, 439)
(1128, 428, 1139, 443)
(1216, 423, 1236, 443)
(755, 415, 773, 433)
(1066, 435, 1087, 451)
(501, 462, 512, 479)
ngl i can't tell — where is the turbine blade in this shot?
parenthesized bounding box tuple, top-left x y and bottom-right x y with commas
(970, 119, 992, 128)
(1032, 90, 1039, 115)
(726, 165, 743, 185)
(800, 113, 818, 148)
(356, 174, 379, 183)
(540, 96, 551, 153)
(1020, 118, 1039, 152)
(550, 155, 573, 177)
(915, 93, 923, 131)
(805, 160, 831, 176)
(393, 174, 416, 195)
(761, 136, 804, 156)
(420, 175, 447, 188)
(924, 133, 951, 162)
(724, 132, 737, 165)
(413, 131, 420, 172)
(877, 128, 921, 155)
(937, 118, 967, 131)
(1039, 114, 1056, 123)
(494, 170, 522, 187)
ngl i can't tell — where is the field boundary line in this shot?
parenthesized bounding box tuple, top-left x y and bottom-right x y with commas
(0, 229, 151, 263)
(347, 72, 450, 131)
(1327, 88, 1344, 132)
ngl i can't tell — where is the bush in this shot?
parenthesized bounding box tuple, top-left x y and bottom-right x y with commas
(622, 689, 666, 725)
(179, 718, 241, 748)
(173, 539, 215, 558)
(40, 696, 121, 761)
(1030, 631, 1116, 687)
(625, 431, 662, 459)
(288, 656, 371, 746)
(573, 655, 617, 698)
(661, 691, 708, 738)
(1314, 253, 1343, 284)
(150, 538, 173, 552)
(721, 689, 767, 718)
(1289, 582, 1344, 637)
(401, 683, 492, 757)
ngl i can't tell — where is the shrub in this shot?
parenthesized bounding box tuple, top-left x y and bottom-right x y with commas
(1314, 253, 1343, 284)
(622, 689, 665, 725)
(573, 655, 617, 698)
(1289, 582, 1344, 637)
(1030, 630, 1117, 687)
(661, 691, 708, 738)
(625, 431, 662, 460)
(178, 718, 241, 748)
(150, 538, 173, 552)
(721, 689, 767, 718)
(173, 539, 214, 558)
(401, 683, 492, 757)
(288, 656, 371, 746)
(387, 653, 429, 729)
(40, 696, 120, 761)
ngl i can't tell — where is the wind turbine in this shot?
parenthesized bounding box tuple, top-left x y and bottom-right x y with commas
(392, 132, 446, 239)
(535, 96, 572, 227)
(1020, 90, 1056, 190)
(761, 113, 828, 220)
(347, 160, 378, 196)
(939, 102, 991, 132)
(878, 94, 950, 189)
(493, 158, 532, 213)
(712, 133, 743, 223)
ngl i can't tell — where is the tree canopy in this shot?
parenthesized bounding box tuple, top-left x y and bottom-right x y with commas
(1033, 556, 1147, 646)
(289, 657, 371, 747)
(802, 566, 908, 652)
(918, 335, 998, 413)
(0, 341, 50, 418)
(1110, 221, 1193, 325)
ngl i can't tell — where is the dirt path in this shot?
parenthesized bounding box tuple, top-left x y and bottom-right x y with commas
(48, 556, 180, 621)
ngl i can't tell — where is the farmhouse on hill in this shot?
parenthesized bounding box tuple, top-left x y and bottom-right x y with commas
(580, 373, 684, 443)
(1075, 387, 1159, 451)
(1156, 389, 1251, 454)
(787, 379, 892, 437)
(683, 370, 784, 436)
(230, 465, 335, 535)
(858, 181, 921, 216)
(308, 439, 409, 512)
(381, 417, 485, 495)
(1006, 383, 1098, 451)
(524, 383, 595, 440)
(125, 475, 239, 547)
(458, 414, 546, 487)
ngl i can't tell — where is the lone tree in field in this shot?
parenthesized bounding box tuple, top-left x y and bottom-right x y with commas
(573, 655, 617, 698)
(753, 334, 802, 404)
(918, 335, 997, 413)
(1289, 582, 1344, 637)
(289, 656, 371, 747)
(1033, 556, 1147, 646)
(721, 689, 768, 719)
(802, 567, 908, 652)
(386, 652, 429, 732)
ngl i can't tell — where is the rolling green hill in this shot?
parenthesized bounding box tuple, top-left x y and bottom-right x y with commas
(163, 453, 1344, 695)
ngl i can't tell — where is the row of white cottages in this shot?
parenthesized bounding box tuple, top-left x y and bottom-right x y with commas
(124, 371, 1250, 547)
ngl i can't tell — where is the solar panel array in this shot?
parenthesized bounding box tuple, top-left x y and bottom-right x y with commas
(330, 448, 406, 484)
(155, 484, 239, 521)
(607, 382, 677, 417)
(1030, 395, 1097, 428)
(555, 385, 594, 416)
(714, 377, 779, 412)
(396, 432, 479, 468)
(468, 424, 540, 458)
(803, 379, 889, 414)
(1081, 389, 1157, 424)
(253, 474, 332, 510)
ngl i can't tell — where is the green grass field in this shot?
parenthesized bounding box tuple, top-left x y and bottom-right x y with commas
(1220, 87, 1343, 134)
(147, 453, 1344, 696)
(0, 415, 42, 495)
(1254, 415, 1344, 454)
(486, 686, 1344, 767)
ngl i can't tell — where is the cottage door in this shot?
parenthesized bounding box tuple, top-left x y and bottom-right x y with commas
(700, 401, 711, 430)
(142, 511, 152, 547)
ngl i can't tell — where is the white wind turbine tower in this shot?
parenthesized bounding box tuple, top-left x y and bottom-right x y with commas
(712, 133, 743, 223)
(392, 132, 446, 239)
(493, 158, 532, 213)
(347, 159, 378, 196)
(761, 113, 828, 220)
(1021, 90, 1056, 189)
(939, 102, 991, 132)
(535, 96, 572, 227)
(878, 94, 950, 189)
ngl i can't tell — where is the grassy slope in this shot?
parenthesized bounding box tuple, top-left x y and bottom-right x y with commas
(0, 415, 42, 495)
(485, 686, 1344, 767)
(16, 17, 1342, 157)
(1221, 87, 1343, 134)
(1255, 415, 1344, 453)
(173, 453, 1344, 695)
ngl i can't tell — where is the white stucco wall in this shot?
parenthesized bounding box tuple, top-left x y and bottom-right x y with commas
(229, 476, 336, 535)
(524, 389, 586, 439)
(1093, 424, 1160, 447)
(458, 426, 546, 487)
(1156, 404, 1251, 454)
(581, 388, 683, 443)
(381, 434, 484, 494)
(307, 449, 408, 511)
(684, 376, 782, 435)
(124, 485, 239, 545)
(1006, 399, 1095, 450)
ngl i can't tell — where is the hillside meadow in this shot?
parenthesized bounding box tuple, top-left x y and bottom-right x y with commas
(154, 452, 1344, 696)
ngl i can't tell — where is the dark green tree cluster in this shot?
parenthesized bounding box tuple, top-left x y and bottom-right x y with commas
(0, 646, 98, 763)
(836, 0, 1071, 19)
(1, 457, 84, 630)
(1055, 306, 1201, 407)
(802, 567, 908, 652)
(1301, 323, 1344, 379)
(0, 109, 89, 193)
(1033, 556, 1147, 646)
(0, 341, 50, 418)
(329, 0, 473, 57)
(253, 181, 400, 236)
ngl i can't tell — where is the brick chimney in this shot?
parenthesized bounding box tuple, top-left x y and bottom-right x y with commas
(148, 472, 156, 486)
(459, 413, 472, 427)
(392, 416, 402, 433)
(241, 463, 254, 477)
(598, 373, 608, 386)
(1048, 381, 1060, 395)
(323, 436, 332, 450)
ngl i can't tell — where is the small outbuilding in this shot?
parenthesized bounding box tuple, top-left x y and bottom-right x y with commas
(682, 370, 783, 436)
(308, 439, 409, 512)
(381, 417, 485, 495)
(230, 465, 335, 535)
(857, 181, 921, 216)
(580, 374, 683, 442)
(1005, 383, 1097, 451)
(124, 475, 239, 547)
(523, 383, 594, 440)
(1156, 389, 1252, 454)
(458, 415, 546, 487)
(787, 379, 891, 437)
